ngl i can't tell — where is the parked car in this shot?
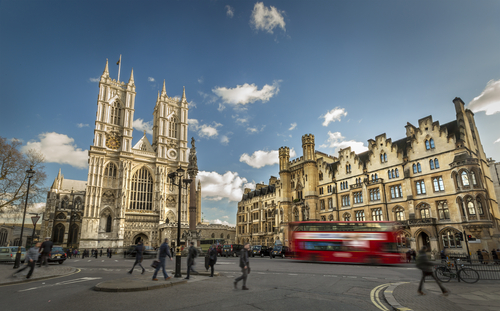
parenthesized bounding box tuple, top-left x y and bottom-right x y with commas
(270, 245, 289, 258)
(251, 245, 272, 257)
(47, 246, 67, 264)
(0, 246, 26, 263)
(222, 244, 244, 257)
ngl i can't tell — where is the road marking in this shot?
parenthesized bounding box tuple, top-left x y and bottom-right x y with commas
(18, 277, 102, 292)
(288, 274, 298, 275)
(102, 260, 105, 262)
(370, 283, 390, 311)
(88, 260, 92, 262)
(115, 260, 118, 262)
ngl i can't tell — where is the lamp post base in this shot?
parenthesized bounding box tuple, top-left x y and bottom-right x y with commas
(174, 254, 182, 278)
(13, 250, 22, 269)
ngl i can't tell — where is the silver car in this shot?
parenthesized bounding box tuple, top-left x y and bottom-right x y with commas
(0, 246, 26, 263)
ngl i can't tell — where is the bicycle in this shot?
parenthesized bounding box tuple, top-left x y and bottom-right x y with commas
(435, 259, 479, 283)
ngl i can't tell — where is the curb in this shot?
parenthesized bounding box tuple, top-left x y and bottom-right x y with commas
(93, 279, 188, 292)
(383, 282, 412, 311)
(0, 267, 80, 287)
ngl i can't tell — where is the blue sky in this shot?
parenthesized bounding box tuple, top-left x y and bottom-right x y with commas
(1, 1, 499, 226)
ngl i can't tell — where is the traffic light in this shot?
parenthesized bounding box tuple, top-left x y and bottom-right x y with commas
(456, 232, 464, 241)
(467, 234, 476, 241)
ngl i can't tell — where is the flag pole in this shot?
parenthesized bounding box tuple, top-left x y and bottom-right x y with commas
(117, 54, 122, 82)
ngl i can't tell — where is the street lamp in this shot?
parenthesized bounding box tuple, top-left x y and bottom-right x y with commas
(30, 213, 40, 245)
(168, 167, 191, 278)
(13, 166, 35, 269)
(67, 188, 75, 248)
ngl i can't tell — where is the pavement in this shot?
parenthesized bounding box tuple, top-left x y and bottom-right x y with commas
(383, 279, 500, 311)
(0, 263, 78, 285)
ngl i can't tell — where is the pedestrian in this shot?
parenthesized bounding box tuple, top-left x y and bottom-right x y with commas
(482, 249, 490, 264)
(405, 250, 411, 263)
(128, 241, 145, 274)
(208, 244, 217, 277)
(234, 243, 250, 290)
(100, 248, 103, 257)
(94, 248, 98, 259)
(476, 249, 483, 264)
(13, 242, 41, 279)
(39, 237, 53, 267)
(152, 238, 173, 281)
(411, 249, 416, 262)
(185, 242, 198, 280)
(109, 248, 113, 258)
(491, 249, 498, 264)
(416, 246, 448, 296)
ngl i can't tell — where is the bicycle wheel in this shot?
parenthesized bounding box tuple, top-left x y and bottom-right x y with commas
(458, 268, 479, 283)
(435, 266, 451, 282)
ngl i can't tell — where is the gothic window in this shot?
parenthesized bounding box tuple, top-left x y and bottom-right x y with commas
(355, 210, 365, 221)
(53, 223, 65, 244)
(419, 204, 431, 219)
(374, 173, 378, 180)
(437, 201, 450, 220)
(371, 208, 383, 221)
(56, 213, 66, 220)
(321, 216, 326, 221)
(430, 159, 434, 170)
(129, 167, 153, 210)
(471, 171, 477, 186)
(381, 153, 387, 163)
(415, 180, 426, 195)
(430, 139, 435, 149)
(68, 224, 79, 244)
(221, 233, 224, 239)
(168, 117, 178, 138)
(434, 159, 439, 169)
(320, 200, 325, 210)
(294, 209, 299, 222)
(74, 197, 82, 210)
(394, 206, 405, 221)
(341, 195, 350, 207)
(467, 197, 476, 215)
(476, 196, 484, 214)
(353, 191, 363, 204)
(227, 234, 230, 239)
(328, 198, 333, 209)
(442, 229, 461, 248)
(328, 214, 334, 221)
(388, 170, 391, 179)
(104, 162, 117, 178)
(110, 101, 121, 125)
(413, 164, 417, 174)
(343, 213, 351, 221)
(319, 172, 323, 181)
(390, 185, 403, 199)
(106, 215, 112, 232)
(417, 163, 421, 173)
(461, 171, 470, 186)
(425, 138, 435, 150)
(384, 154, 387, 162)
(370, 188, 380, 201)
(395, 168, 399, 177)
(433, 177, 445, 192)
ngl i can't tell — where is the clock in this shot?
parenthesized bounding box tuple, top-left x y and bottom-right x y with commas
(106, 137, 121, 150)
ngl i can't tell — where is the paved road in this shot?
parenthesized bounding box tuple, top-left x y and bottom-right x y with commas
(1, 255, 421, 311)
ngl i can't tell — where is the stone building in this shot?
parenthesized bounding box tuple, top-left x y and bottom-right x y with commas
(236, 98, 500, 255)
(40, 59, 234, 250)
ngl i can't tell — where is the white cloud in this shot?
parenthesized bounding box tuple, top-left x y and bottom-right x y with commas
(212, 80, 281, 106)
(89, 77, 100, 82)
(222, 215, 229, 219)
(289, 122, 297, 130)
(198, 91, 218, 104)
(21, 132, 88, 169)
(250, 2, 286, 34)
(8, 138, 24, 143)
(494, 138, 500, 144)
(133, 119, 153, 135)
(320, 131, 368, 155)
(188, 119, 222, 139)
(235, 117, 249, 125)
(320, 107, 348, 127)
(148, 77, 155, 82)
(198, 76, 204, 84)
(239, 148, 296, 169)
(77, 123, 89, 128)
(220, 135, 230, 145)
(198, 170, 255, 202)
(225, 5, 234, 18)
(246, 125, 266, 134)
(188, 101, 197, 109)
(218, 103, 226, 112)
(209, 219, 232, 226)
(467, 79, 500, 115)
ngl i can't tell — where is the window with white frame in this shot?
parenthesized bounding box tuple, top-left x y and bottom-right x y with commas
(394, 206, 404, 221)
(371, 208, 383, 221)
(415, 180, 426, 195)
(341, 195, 350, 207)
(353, 191, 363, 204)
(320, 200, 325, 210)
(419, 204, 431, 219)
(461, 171, 470, 186)
(390, 185, 403, 199)
(355, 210, 365, 221)
(328, 198, 333, 209)
(370, 188, 380, 201)
(467, 197, 476, 215)
(437, 201, 450, 220)
(433, 177, 445, 192)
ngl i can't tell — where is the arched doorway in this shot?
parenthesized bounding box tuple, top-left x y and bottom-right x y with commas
(417, 231, 431, 251)
(133, 233, 148, 245)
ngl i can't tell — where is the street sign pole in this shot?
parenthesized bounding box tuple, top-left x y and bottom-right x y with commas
(464, 230, 471, 263)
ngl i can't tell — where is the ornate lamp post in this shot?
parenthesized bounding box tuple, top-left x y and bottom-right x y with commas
(30, 213, 40, 244)
(168, 167, 191, 278)
(13, 166, 35, 269)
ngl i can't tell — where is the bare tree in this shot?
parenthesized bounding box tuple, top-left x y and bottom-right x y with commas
(0, 137, 47, 217)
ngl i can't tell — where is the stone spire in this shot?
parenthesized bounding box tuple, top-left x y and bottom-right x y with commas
(161, 80, 167, 97)
(128, 68, 134, 84)
(102, 59, 109, 77)
(181, 86, 186, 102)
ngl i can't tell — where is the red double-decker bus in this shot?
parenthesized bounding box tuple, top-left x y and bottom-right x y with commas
(289, 221, 401, 264)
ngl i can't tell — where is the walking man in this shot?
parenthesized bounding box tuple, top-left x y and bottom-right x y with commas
(100, 248, 103, 257)
(416, 246, 448, 296)
(208, 244, 217, 277)
(234, 243, 250, 290)
(13, 242, 41, 279)
(185, 242, 198, 280)
(152, 238, 172, 281)
(39, 237, 53, 267)
(128, 241, 145, 274)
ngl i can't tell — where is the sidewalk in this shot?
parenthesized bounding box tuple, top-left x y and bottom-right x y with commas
(385, 280, 500, 311)
(0, 263, 78, 285)
(94, 269, 219, 292)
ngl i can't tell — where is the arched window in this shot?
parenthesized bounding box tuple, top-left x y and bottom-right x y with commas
(437, 201, 450, 220)
(461, 171, 470, 186)
(417, 163, 421, 173)
(429, 159, 434, 170)
(391, 169, 395, 179)
(471, 171, 477, 186)
(74, 197, 82, 210)
(294, 209, 299, 222)
(68, 224, 79, 244)
(476, 197, 484, 215)
(395, 168, 399, 177)
(374, 174, 378, 181)
(221, 233, 224, 238)
(467, 197, 475, 215)
(168, 117, 178, 138)
(442, 229, 461, 248)
(380, 154, 384, 162)
(384, 154, 387, 162)
(106, 215, 112, 232)
(355, 210, 365, 221)
(343, 213, 351, 221)
(53, 223, 65, 244)
(394, 206, 405, 221)
(371, 208, 383, 221)
(388, 170, 391, 179)
(413, 164, 417, 174)
(110, 101, 121, 125)
(227, 234, 230, 239)
(328, 214, 334, 221)
(430, 139, 435, 149)
(434, 159, 439, 169)
(129, 167, 153, 210)
(419, 204, 431, 219)
(104, 163, 117, 178)
(321, 216, 326, 221)
(425, 140, 430, 150)
(211, 233, 215, 238)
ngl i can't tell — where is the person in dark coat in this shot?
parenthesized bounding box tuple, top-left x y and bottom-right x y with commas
(128, 241, 145, 274)
(234, 243, 250, 290)
(39, 237, 53, 267)
(185, 242, 198, 280)
(477, 249, 484, 264)
(208, 244, 217, 277)
(152, 238, 172, 281)
(411, 249, 417, 262)
(491, 249, 498, 264)
(416, 246, 448, 296)
(405, 250, 411, 263)
(99, 248, 103, 257)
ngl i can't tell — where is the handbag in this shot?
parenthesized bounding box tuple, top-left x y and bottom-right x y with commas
(151, 260, 160, 269)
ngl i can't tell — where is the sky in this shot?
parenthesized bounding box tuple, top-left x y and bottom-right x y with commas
(1, 1, 499, 227)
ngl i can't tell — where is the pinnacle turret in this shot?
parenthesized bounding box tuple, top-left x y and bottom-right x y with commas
(161, 80, 167, 97)
(102, 59, 109, 77)
(128, 68, 134, 84)
(181, 86, 186, 102)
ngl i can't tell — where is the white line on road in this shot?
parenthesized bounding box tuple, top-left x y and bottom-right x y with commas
(288, 274, 298, 275)
(18, 277, 103, 292)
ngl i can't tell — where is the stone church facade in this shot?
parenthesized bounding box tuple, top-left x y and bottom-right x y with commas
(40, 59, 235, 249)
(236, 98, 500, 255)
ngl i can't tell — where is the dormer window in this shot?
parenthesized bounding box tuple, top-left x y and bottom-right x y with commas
(380, 153, 387, 163)
(425, 138, 435, 150)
